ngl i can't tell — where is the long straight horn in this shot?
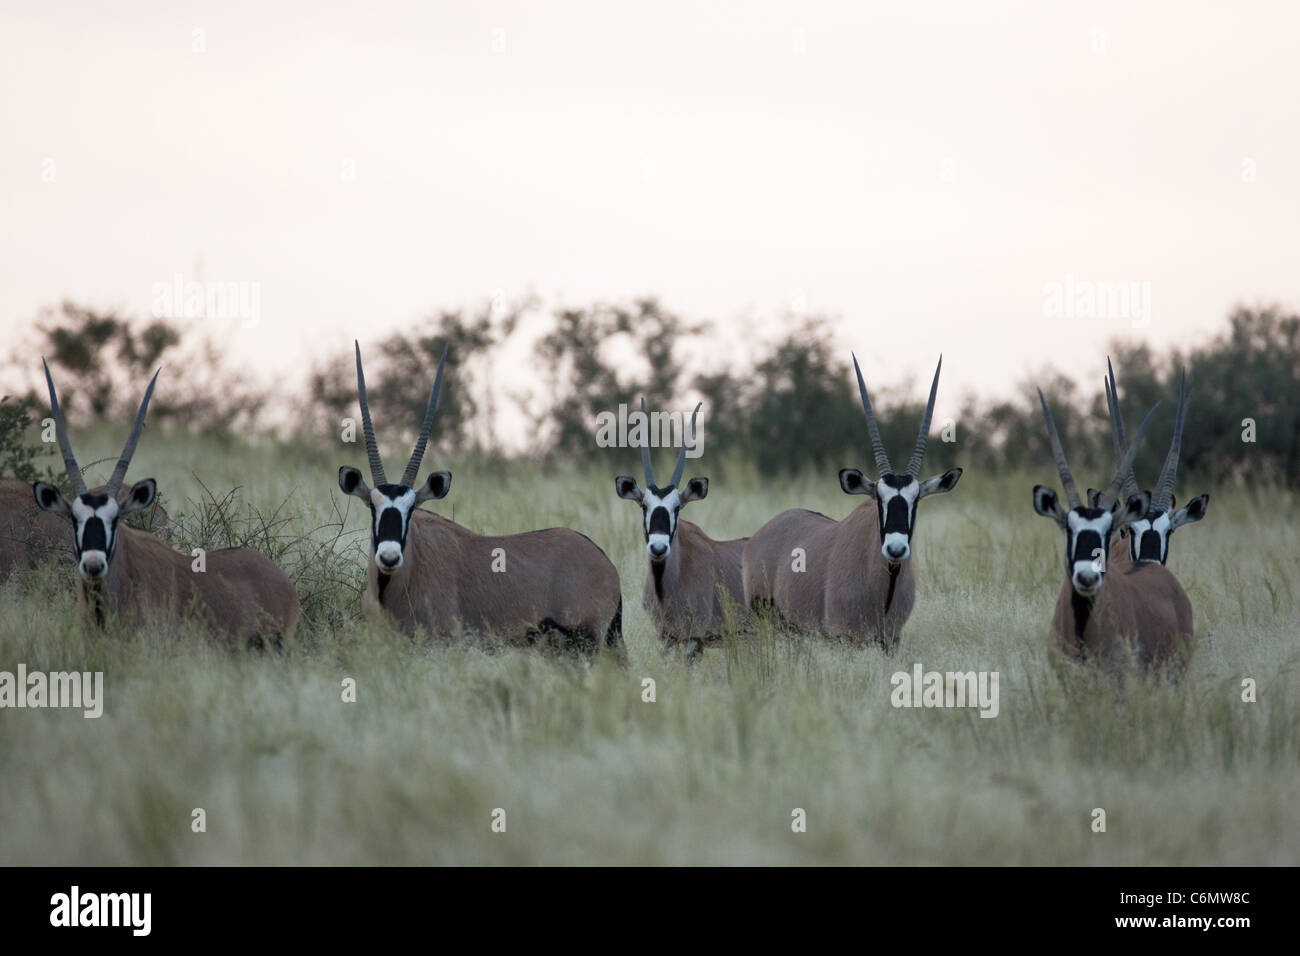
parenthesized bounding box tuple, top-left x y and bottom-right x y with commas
(852, 352, 892, 476)
(905, 355, 942, 477)
(639, 397, 656, 487)
(1099, 401, 1161, 510)
(1104, 360, 1138, 500)
(1037, 389, 1081, 508)
(668, 403, 702, 489)
(1152, 368, 1187, 510)
(401, 346, 448, 488)
(354, 341, 386, 486)
(41, 358, 88, 495)
(105, 367, 160, 496)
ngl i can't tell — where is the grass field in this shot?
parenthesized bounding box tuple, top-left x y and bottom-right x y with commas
(1, 430, 1297, 865)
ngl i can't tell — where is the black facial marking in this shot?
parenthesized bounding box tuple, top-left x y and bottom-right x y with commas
(1071, 530, 1104, 569)
(883, 496, 911, 536)
(80, 517, 108, 554)
(881, 474, 909, 489)
(376, 507, 404, 538)
(1138, 527, 1163, 563)
(647, 507, 672, 537)
(651, 560, 666, 601)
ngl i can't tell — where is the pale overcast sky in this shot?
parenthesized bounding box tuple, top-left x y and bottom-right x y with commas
(3, 1, 1297, 437)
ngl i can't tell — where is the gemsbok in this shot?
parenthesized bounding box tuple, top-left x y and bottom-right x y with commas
(1098, 360, 1209, 567)
(31, 361, 299, 644)
(2, 477, 170, 581)
(614, 399, 747, 659)
(1032, 390, 1193, 672)
(742, 354, 962, 650)
(337, 343, 624, 657)
(1, 477, 71, 576)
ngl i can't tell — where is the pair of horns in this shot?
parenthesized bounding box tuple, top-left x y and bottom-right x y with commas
(1039, 385, 1158, 511)
(1105, 358, 1188, 512)
(354, 341, 447, 488)
(639, 397, 701, 490)
(42, 358, 159, 498)
(852, 353, 942, 478)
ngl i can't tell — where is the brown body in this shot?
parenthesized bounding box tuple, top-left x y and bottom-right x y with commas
(643, 520, 747, 646)
(371, 510, 623, 654)
(0, 478, 68, 574)
(743, 503, 916, 648)
(1050, 555, 1193, 671)
(0, 478, 169, 579)
(81, 524, 300, 642)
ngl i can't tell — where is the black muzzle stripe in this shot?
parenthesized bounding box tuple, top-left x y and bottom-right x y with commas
(376, 507, 405, 544)
(648, 507, 671, 537)
(883, 497, 910, 535)
(80, 517, 107, 554)
(1072, 530, 1104, 566)
(1139, 529, 1163, 562)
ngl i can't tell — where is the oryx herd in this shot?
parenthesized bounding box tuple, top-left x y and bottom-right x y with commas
(0, 345, 1209, 674)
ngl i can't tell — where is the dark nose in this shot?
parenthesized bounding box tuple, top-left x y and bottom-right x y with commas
(82, 558, 105, 577)
(379, 553, 400, 568)
(649, 542, 668, 558)
(886, 542, 906, 559)
(1076, 569, 1099, 588)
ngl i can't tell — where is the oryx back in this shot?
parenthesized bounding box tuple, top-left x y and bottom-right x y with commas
(743, 504, 916, 647)
(99, 527, 300, 642)
(371, 511, 621, 654)
(642, 519, 747, 647)
(0, 477, 69, 575)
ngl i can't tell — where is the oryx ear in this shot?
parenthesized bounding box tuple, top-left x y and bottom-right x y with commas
(1086, 488, 1102, 508)
(839, 469, 875, 496)
(1170, 493, 1209, 529)
(338, 466, 370, 499)
(32, 481, 71, 516)
(1114, 491, 1151, 533)
(415, 471, 451, 503)
(1032, 485, 1067, 528)
(614, 476, 642, 502)
(680, 477, 709, 503)
(120, 478, 157, 514)
(919, 467, 962, 498)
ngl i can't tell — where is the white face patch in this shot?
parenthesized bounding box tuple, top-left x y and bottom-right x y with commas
(369, 487, 417, 573)
(641, 487, 682, 561)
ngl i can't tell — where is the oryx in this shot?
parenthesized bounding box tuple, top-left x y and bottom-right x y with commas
(337, 343, 623, 657)
(614, 399, 747, 659)
(1099, 360, 1209, 567)
(1, 478, 72, 576)
(1032, 390, 1193, 672)
(31, 362, 299, 643)
(2, 477, 170, 581)
(742, 354, 961, 650)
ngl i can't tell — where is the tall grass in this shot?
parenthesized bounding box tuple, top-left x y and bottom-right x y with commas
(0, 433, 1296, 864)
